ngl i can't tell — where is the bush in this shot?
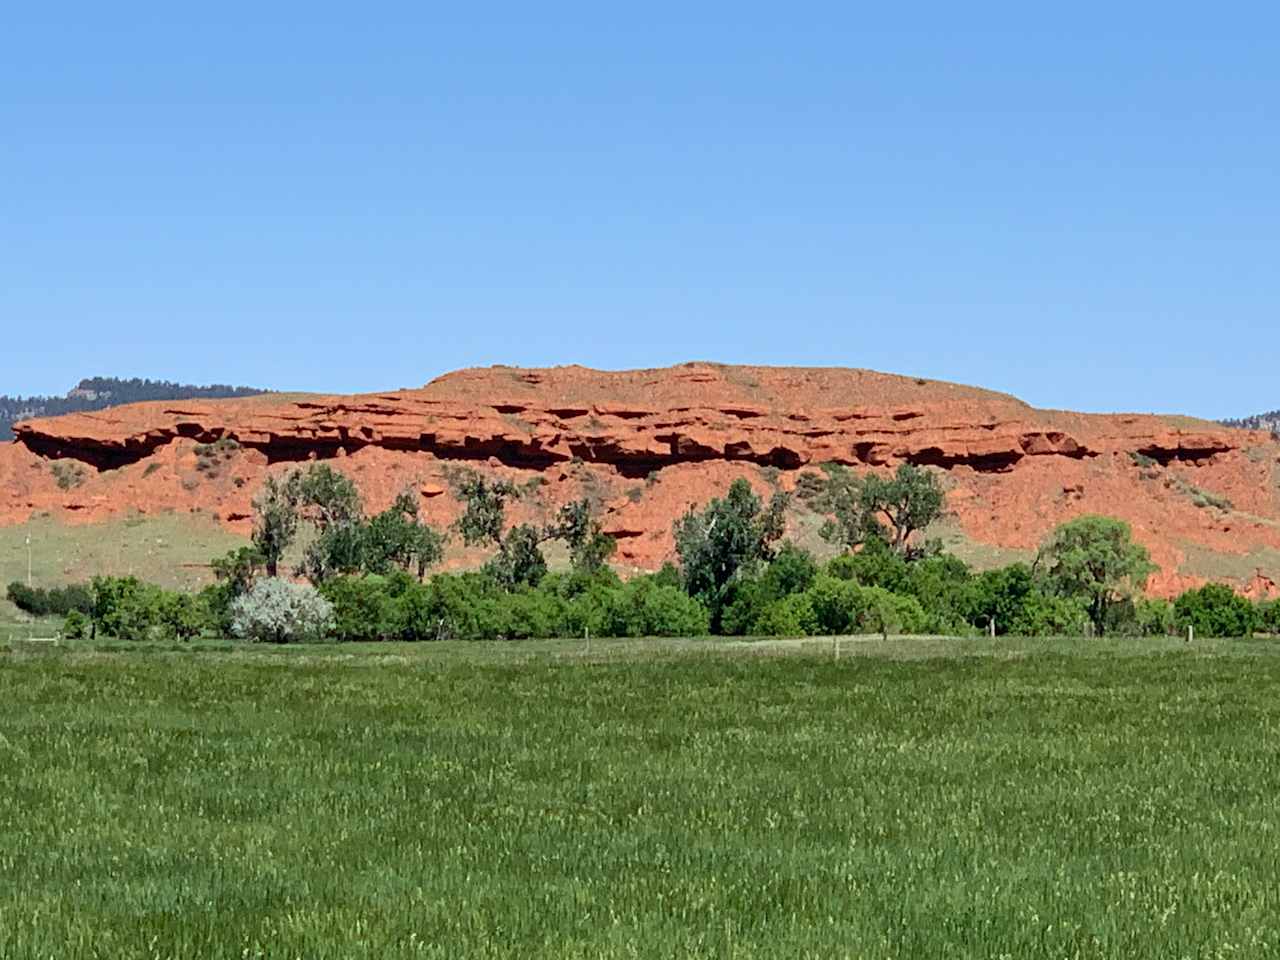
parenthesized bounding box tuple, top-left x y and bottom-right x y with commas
(1258, 599, 1280, 636)
(87, 576, 212, 641)
(963, 565, 1036, 636)
(752, 593, 818, 637)
(63, 610, 89, 640)
(92, 576, 165, 639)
(805, 575, 867, 635)
(1007, 593, 1090, 637)
(1174, 584, 1256, 638)
(155, 592, 208, 642)
(858, 586, 930, 637)
(1107, 597, 1176, 637)
(230, 578, 333, 644)
(825, 539, 910, 592)
(903, 554, 974, 634)
(392, 573, 512, 641)
(6, 581, 94, 618)
(598, 577, 711, 638)
(319, 575, 398, 642)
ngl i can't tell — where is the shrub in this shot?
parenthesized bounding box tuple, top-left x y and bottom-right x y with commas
(598, 577, 711, 638)
(1258, 599, 1280, 636)
(230, 578, 333, 644)
(1107, 597, 1177, 636)
(963, 564, 1036, 636)
(903, 554, 974, 633)
(1174, 584, 1256, 638)
(92, 576, 165, 639)
(51, 461, 86, 490)
(856, 586, 930, 637)
(156, 592, 208, 642)
(6, 581, 94, 618)
(825, 539, 910, 592)
(319, 575, 397, 642)
(391, 573, 511, 641)
(805, 575, 867, 635)
(753, 593, 817, 637)
(719, 545, 819, 636)
(1007, 593, 1090, 637)
(63, 610, 89, 640)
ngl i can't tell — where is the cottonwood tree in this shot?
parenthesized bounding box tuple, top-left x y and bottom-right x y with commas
(451, 468, 614, 589)
(1036, 515, 1155, 636)
(818, 463, 945, 558)
(673, 478, 789, 624)
(251, 475, 299, 577)
(249, 465, 444, 584)
(547, 499, 616, 575)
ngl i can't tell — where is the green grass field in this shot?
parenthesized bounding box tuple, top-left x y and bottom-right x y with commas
(4, 637, 1280, 958)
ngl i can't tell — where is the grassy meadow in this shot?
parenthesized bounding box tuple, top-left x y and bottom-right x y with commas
(3, 637, 1280, 958)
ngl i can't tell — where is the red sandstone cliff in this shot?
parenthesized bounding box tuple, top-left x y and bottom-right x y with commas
(4, 363, 1279, 594)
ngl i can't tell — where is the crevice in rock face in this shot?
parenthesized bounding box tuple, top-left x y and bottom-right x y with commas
(907, 448, 1026, 472)
(18, 432, 173, 470)
(1137, 443, 1232, 466)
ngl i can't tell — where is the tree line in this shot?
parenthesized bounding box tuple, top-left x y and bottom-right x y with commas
(0, 376, 268, 440)
(8, 462, 1279, 643)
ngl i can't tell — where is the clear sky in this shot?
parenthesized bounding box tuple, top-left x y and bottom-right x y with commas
(3, 4, 1275, 418)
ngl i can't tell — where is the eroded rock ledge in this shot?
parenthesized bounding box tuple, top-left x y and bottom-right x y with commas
(10, 363, 1248, 475)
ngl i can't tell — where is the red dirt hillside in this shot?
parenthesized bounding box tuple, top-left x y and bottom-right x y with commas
(4, 363, 1280, 595)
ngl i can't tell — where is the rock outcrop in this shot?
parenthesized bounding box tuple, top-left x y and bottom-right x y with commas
(5, 363, 1279, 592)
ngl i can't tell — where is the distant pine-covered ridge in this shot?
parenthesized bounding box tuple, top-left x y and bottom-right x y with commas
(0, 377, 270, 441)
(1221, 411, 1280, 434)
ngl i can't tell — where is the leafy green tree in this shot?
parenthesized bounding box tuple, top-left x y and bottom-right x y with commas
(453, 472, 518, 548)
(804, 575, 868, 635)
(903, 554, 974, 633)
(1174, 584, 1256, 638)
(452, 471, 612, 590)
(548, 499, 616, 575)
(1036, 516, 1156, 636)
(92, 576, 162, 639)
(251, 475, 299, 577)
(673, 478, 789, 628)
(155, 592, 208, 642)
(719, 543, 817, 636)
(825, 537, 910, 592)
(211, 546, 265, 596)
(289, 465, 365, 583)
(289, 464, 363, 531)
(964, 564, 1036, 636)
(819, 463, 945, 558)
(362, 491, 445, 578)
(252, 467, 445, 584)
(487, 524, 550, 589)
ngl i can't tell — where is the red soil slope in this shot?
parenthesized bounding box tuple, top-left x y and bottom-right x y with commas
(4, 363, 1279, 595)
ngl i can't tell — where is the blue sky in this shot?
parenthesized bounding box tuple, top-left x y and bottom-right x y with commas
(3, 4, 1275, 417)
